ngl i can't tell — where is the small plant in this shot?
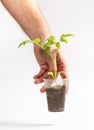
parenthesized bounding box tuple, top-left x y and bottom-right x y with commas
(18, 34, 74, 112)
(18, 33, 74, 79)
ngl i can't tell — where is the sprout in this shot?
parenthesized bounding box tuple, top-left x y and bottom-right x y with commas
(18, 33, 74, 79)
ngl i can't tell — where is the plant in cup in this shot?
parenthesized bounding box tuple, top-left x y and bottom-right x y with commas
(18, 33, 74, 112)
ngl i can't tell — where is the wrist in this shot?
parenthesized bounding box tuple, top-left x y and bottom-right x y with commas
(37, 32, 51, 43)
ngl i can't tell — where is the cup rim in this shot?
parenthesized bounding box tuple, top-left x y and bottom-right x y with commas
(43, 78, 69, 82)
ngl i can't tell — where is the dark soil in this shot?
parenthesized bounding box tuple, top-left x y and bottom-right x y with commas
(46, 85, 66, 112)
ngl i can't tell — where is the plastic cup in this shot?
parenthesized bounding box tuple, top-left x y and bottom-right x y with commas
(44, 78, 68, 112)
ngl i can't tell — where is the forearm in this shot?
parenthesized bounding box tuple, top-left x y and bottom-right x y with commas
(1, 0, 51, 41)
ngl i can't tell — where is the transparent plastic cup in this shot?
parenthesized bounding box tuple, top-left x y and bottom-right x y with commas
(44, 78, 68, 112)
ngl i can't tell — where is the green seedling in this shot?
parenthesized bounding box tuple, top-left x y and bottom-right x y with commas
(18, 33, 74, 79)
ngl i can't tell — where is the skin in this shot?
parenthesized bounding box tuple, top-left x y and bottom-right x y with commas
(1, 0, 69, 93)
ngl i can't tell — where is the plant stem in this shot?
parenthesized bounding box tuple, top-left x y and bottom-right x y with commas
(51, 56, 57, 79)
(34, 41, 57, 79)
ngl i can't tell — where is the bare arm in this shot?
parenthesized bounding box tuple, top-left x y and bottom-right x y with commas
(1, 0, 69, 93)
(1, 0, 51, 41)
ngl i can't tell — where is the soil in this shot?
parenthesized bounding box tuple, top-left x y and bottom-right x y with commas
(46, 85, 66, 112)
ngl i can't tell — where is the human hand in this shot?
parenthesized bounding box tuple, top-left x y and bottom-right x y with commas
(33, 45, 69, 94)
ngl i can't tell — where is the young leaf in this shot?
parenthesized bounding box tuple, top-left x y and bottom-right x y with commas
(65, 34, 74, 37)
(44, 43, 51, 51)
(60, 34, 65, 41)
(56, 42, 61, 49)
(40, 43, 45, 48)
(60, 33, 74, 43)
(61, 38, 68, 44)
(33, 37, 41, 43)
(18, 40, 32, 48)
(58, 71, 66, 75)
(47, 35, 55, 44)
(48, 72, 54, 78)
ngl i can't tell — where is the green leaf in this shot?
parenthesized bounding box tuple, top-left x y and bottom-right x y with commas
(61, 38, 68, 44)
(65, 34, 74, 37)
(56, 42, 61, 49)
(47, 35, 55, 44)
(58, 71, 66, 75)
(44, 43, 51, 51)
(33, 37, 41, 43)
(18, 40, 32, 48)
(48, 72, 54, 78)
(60, 33, 74, 42)
(40, 43, 45, 48)
(60, 34, 65, 42)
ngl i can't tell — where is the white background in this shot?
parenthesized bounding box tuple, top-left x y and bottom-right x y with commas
(0, 0, 94, 130)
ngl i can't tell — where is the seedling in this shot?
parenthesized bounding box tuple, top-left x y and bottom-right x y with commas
(18, 33, 74, 79)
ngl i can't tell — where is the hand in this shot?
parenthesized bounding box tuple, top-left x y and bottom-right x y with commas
(33, 45, 69, 94)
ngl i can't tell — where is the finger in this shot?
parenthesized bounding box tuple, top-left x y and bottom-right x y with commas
(33, 63, 48, 79)
(34, 78, 44, 84)
(33, 69, 46, 79)
(34, 72, 49, 84)
(40, 86, 46, 93)
(60, 70, 68, 78)
(57, 62, 69, 78)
